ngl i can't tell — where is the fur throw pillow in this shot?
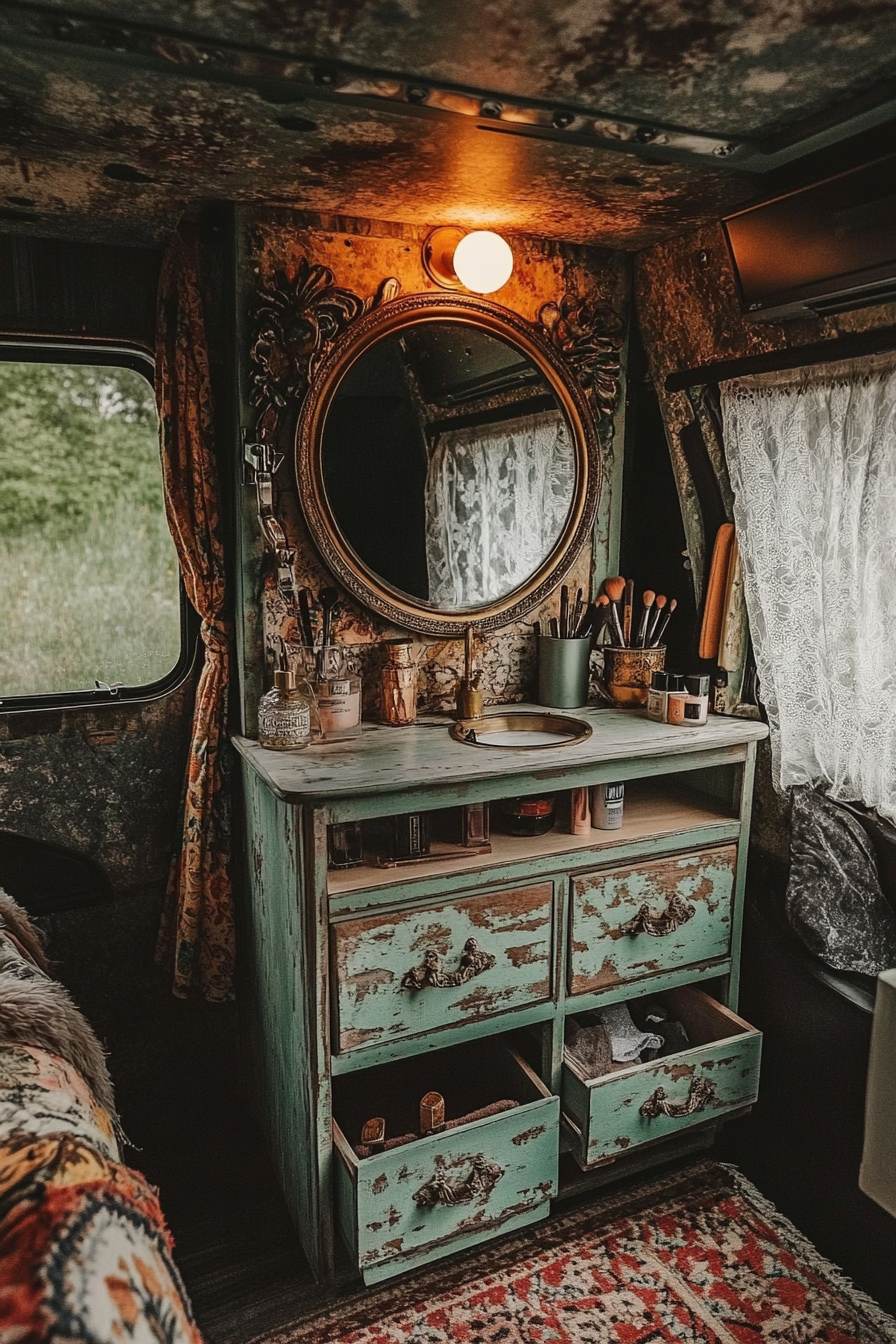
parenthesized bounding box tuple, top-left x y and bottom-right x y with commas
(786, 788, 896, 975)
(0, 889, 116, 1117)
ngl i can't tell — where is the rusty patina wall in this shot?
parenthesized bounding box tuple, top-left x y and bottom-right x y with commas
(238, 209, 629, 723)
(0, 692, 191, 893)
(635, 225, 896, 864)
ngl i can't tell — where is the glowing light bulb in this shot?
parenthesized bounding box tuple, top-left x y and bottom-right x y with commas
(452, 231, 513, 293)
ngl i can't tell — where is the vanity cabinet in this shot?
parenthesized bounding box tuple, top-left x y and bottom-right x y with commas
(233, 707, 767, 1284)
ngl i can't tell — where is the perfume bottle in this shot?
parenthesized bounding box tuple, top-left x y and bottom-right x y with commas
(258, 667, 315, 750)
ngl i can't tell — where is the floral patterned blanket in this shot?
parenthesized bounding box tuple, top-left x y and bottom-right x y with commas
(0, 920, 202, 1343)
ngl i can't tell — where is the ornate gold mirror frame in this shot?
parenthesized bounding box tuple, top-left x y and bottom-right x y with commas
(250, 264, 621, 636)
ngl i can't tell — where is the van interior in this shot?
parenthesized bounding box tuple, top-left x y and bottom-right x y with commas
(1, 3, 895, 1339)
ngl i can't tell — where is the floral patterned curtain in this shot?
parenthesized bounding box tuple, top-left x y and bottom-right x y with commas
(154, 229, 234, 1002)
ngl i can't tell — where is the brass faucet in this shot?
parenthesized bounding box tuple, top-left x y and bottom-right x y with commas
(456, 626, 484, 719)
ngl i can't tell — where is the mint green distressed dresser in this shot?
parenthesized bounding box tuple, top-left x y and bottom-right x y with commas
(233, 707, 767, 1284)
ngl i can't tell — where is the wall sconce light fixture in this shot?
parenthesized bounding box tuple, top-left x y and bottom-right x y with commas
(422, 226, 513, 294)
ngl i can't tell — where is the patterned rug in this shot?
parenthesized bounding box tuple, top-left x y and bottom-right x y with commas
(257, 1161, 896, 1344)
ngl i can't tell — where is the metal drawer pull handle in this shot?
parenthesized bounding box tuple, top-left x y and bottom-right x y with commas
(619, 892, 696, 937)
(413, 1156, 504, 1207)
(401, 937, 496, 990)
(640, 1075, 716, 1119)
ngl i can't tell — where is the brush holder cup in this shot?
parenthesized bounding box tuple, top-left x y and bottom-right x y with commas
(301, 646, 362, 741)
(601, 646, 666, 708)
(537, 635, 593, 709)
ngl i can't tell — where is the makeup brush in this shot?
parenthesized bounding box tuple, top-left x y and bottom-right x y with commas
(623, 579, 635, 647)
(298, 587, 315, 649)
(604, 577, 626, 647)
(651, 597, 677, 647)
(636, 590, 655, 648)
(559, 584, 569, 640)
(646, 594, 666, 645)
(574, 602, 594, 639)
(571, 587, 584, 639)
(591, 594, 611, 646)
(319, 586, 339, 649)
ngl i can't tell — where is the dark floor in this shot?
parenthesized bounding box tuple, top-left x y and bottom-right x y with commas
(32, 885, 896, 1342)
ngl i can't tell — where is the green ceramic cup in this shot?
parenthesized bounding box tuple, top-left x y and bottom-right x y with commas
(537, 635, 592, 708)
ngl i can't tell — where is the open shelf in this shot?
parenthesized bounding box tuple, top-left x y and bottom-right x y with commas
(327, 778, 737, 896)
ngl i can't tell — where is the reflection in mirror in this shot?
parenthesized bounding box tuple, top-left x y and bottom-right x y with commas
(321, 322, 574, 611)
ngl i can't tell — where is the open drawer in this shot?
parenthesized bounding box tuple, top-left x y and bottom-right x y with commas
(561, 986, 761, 1169)
(333, 1037, 559, 1283)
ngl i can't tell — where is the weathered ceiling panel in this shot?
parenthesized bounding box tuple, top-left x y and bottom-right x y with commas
(14, 0, 896, 138)
(0, 0, 893, 246)
(0, 44, 757, 245)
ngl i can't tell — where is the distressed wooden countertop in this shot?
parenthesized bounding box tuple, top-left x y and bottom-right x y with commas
(231, 706, 768, 807)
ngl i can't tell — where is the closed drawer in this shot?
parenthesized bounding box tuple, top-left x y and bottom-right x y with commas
(332, 882, 554, 1054)
(333, 1038, 559, 1283)
(561, 986, 761, 1168)
(569, 845, 736, 996)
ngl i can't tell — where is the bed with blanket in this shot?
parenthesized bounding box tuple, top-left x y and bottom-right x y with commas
(0, 890, 201, 1343)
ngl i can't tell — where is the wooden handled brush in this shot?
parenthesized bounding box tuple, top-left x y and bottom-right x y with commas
(651, 597, 677, 647)
(646, 593, 666, 645)
(623, 579, 634, 647)
(604, 576, 626, 646)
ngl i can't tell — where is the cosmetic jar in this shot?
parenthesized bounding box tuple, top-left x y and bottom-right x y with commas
(667, 673, 710, 727)
(646, 671, 670, 722)
(495, 795, 556, 837)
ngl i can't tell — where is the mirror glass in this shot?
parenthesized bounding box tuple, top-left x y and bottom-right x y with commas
(319, 321, 575, 611)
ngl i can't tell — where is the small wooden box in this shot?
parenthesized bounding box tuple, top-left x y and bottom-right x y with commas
(333, 1038, 559, 1283)
(561, 986, 762, 1169)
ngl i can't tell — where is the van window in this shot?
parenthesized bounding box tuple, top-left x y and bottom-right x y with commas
(0, 350, 183, 705)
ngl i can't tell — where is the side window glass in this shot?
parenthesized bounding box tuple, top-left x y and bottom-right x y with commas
(0, 354, 184, 704)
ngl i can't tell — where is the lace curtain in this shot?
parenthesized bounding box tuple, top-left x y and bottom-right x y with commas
(720, 353, 896, 824)
(425, 410, 574, 608)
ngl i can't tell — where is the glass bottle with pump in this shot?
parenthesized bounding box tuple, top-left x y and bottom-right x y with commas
(258, 666, 316, 750)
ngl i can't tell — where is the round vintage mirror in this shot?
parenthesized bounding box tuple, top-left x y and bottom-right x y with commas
(296, 294, 600, 635)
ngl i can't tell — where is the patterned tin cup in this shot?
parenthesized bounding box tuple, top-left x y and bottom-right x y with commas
(601, 646, 666, 708)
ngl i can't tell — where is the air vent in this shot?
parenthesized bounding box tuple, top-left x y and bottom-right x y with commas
(724, 154, 896, 323)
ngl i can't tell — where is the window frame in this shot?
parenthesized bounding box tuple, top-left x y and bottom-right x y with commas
(0, 335, 195, 714)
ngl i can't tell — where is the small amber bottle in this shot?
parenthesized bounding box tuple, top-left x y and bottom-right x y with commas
(258, 668, 315, 750)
